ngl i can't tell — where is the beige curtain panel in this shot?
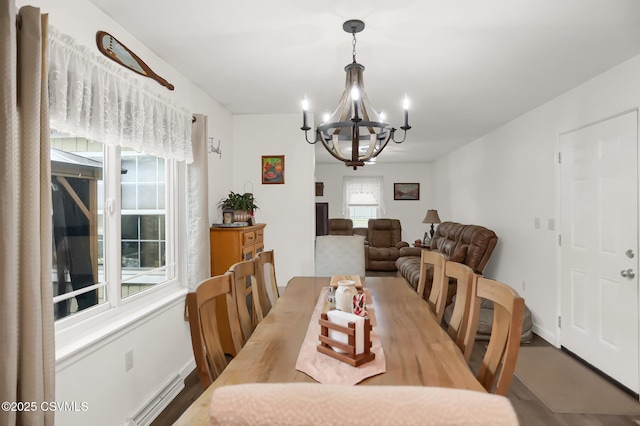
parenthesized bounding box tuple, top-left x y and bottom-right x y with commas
(0, 2, 55, 425)
(187, 114, 211, 291)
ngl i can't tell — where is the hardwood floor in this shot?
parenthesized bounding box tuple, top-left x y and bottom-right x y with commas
(150, 370, 203, 426)
(476, 335, 640, 426)
(153, 333, 640, 425)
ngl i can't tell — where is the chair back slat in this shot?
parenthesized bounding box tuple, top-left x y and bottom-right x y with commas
(444, 261, 476, 361)
(472, 277, 525, 395)
(229, 260, 264, 344)
(417, 250, 447, 323)
(255, 250, 279, 315)
(186, 292, 210, 388)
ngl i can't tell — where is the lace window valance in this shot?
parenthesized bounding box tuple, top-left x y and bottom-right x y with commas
(47, 26, 193, 163)
(342, 176, 385, 215)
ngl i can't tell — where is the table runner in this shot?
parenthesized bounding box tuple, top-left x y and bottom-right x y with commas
(295, 287, 386, 385)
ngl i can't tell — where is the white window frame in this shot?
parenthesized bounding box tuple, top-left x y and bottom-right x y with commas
(53, 143, 187, 360)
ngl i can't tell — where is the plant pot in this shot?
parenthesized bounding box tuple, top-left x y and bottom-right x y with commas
(233, 210, 250, 222)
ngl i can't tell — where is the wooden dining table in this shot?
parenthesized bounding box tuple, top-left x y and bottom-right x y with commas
(175, 276, 485, 425)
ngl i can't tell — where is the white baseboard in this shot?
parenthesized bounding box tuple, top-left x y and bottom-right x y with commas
(127, 358, 196, 426)
(532, 324, 557, 347)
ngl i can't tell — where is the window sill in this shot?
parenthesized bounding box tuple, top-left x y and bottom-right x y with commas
(55, 283, 186, 370)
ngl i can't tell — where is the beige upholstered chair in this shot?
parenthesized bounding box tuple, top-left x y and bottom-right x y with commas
(314, 235, 366, 277)
(444, 260, 477, 362)
(417, 250, 448, 324)
(228, 260, 264, 344)
(209, 383, 518, 425)
(467, 277, 525, 395)
(255, 250, 279, 315)
(186, 273, 243, 389)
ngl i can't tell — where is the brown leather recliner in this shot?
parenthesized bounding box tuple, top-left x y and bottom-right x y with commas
(328, 218, 354, 235)
(365, 219, 409, 271)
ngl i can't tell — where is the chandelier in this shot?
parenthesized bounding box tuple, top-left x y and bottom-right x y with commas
(301, 19, 411, 170)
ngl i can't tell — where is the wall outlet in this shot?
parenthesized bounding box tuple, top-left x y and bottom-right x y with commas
(534, 218, 540, 229)
(548, 218, 555, 231)
(125, 350, 134, 372)
(522, 280, 526, 291)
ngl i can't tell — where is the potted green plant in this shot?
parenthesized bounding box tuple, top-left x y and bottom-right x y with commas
(217, 191, 258, 223)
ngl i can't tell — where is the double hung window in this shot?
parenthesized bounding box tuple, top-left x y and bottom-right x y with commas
(51, 136, 176, 321)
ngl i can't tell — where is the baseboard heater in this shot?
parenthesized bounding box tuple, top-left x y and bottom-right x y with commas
(126, 374, 185, 426)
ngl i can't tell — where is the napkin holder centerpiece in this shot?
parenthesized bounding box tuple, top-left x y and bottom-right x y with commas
(317, 312, 375, 367)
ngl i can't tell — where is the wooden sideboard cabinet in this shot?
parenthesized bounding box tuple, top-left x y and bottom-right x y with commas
(210, 223, 265, 275)
(210, 223, 265, 355)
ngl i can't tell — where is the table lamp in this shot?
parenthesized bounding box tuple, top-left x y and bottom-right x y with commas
(422, 209, 441, 238)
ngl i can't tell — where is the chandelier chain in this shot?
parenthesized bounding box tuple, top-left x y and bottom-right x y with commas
(352, 31, 357, 62)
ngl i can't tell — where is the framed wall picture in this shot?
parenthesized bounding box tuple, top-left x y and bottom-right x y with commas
(394, 183, 420, 200)
(262, 155, 285, 184)
(315, 182, 324, 196)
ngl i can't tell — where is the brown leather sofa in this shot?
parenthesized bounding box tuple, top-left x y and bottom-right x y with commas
(395, 221, 497, 302)
(365, 219, 409, 271)
(396, 221, 533, 343)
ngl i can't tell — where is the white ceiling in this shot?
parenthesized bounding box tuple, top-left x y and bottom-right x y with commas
(87, 0, 640, 165)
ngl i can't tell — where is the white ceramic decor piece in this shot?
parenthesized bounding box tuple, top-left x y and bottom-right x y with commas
(335, 280, 357, 313)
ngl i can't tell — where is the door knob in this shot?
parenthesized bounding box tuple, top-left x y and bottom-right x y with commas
(621, 269, 636, 279)
(626, 249, 635, 259)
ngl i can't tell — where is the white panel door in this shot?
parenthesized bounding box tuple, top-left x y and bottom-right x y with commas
(560, 110, 638, 392)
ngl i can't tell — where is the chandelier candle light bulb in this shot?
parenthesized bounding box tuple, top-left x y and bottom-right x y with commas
(403, 95, 410, 129)
(301, 96, 310, 130)
(351, 85, 360, 120)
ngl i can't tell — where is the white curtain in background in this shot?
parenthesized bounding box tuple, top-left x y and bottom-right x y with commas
(47, 26, 194, 163)
(187, 114, 211, 291)
(342, 176, 385, 215)
(0, 3, 55, 425)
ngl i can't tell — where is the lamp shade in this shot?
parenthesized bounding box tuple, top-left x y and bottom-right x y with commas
(422, 209, 441, 224)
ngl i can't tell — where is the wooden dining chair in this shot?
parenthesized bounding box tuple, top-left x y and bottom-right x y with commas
(444, 260, 477, 361)
(417, 250, 448, 324)
(467, 277, 525, 395)
(255, 250, 279, 316)
(186, 273, 243, 389)
(228, 259, 264, 344)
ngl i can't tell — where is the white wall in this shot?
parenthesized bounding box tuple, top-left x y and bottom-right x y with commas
(232, 114, 316, 284)
(432, 53, 640, 344)
(54, 300, 190, 425)
(15, 0, 234, 424)
(315, 162, 435, 244)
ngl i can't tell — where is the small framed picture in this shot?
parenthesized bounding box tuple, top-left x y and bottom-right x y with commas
(262, 155, 285, 184)
(394, 183, 420, 200)
(222, 208, 234, 224)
